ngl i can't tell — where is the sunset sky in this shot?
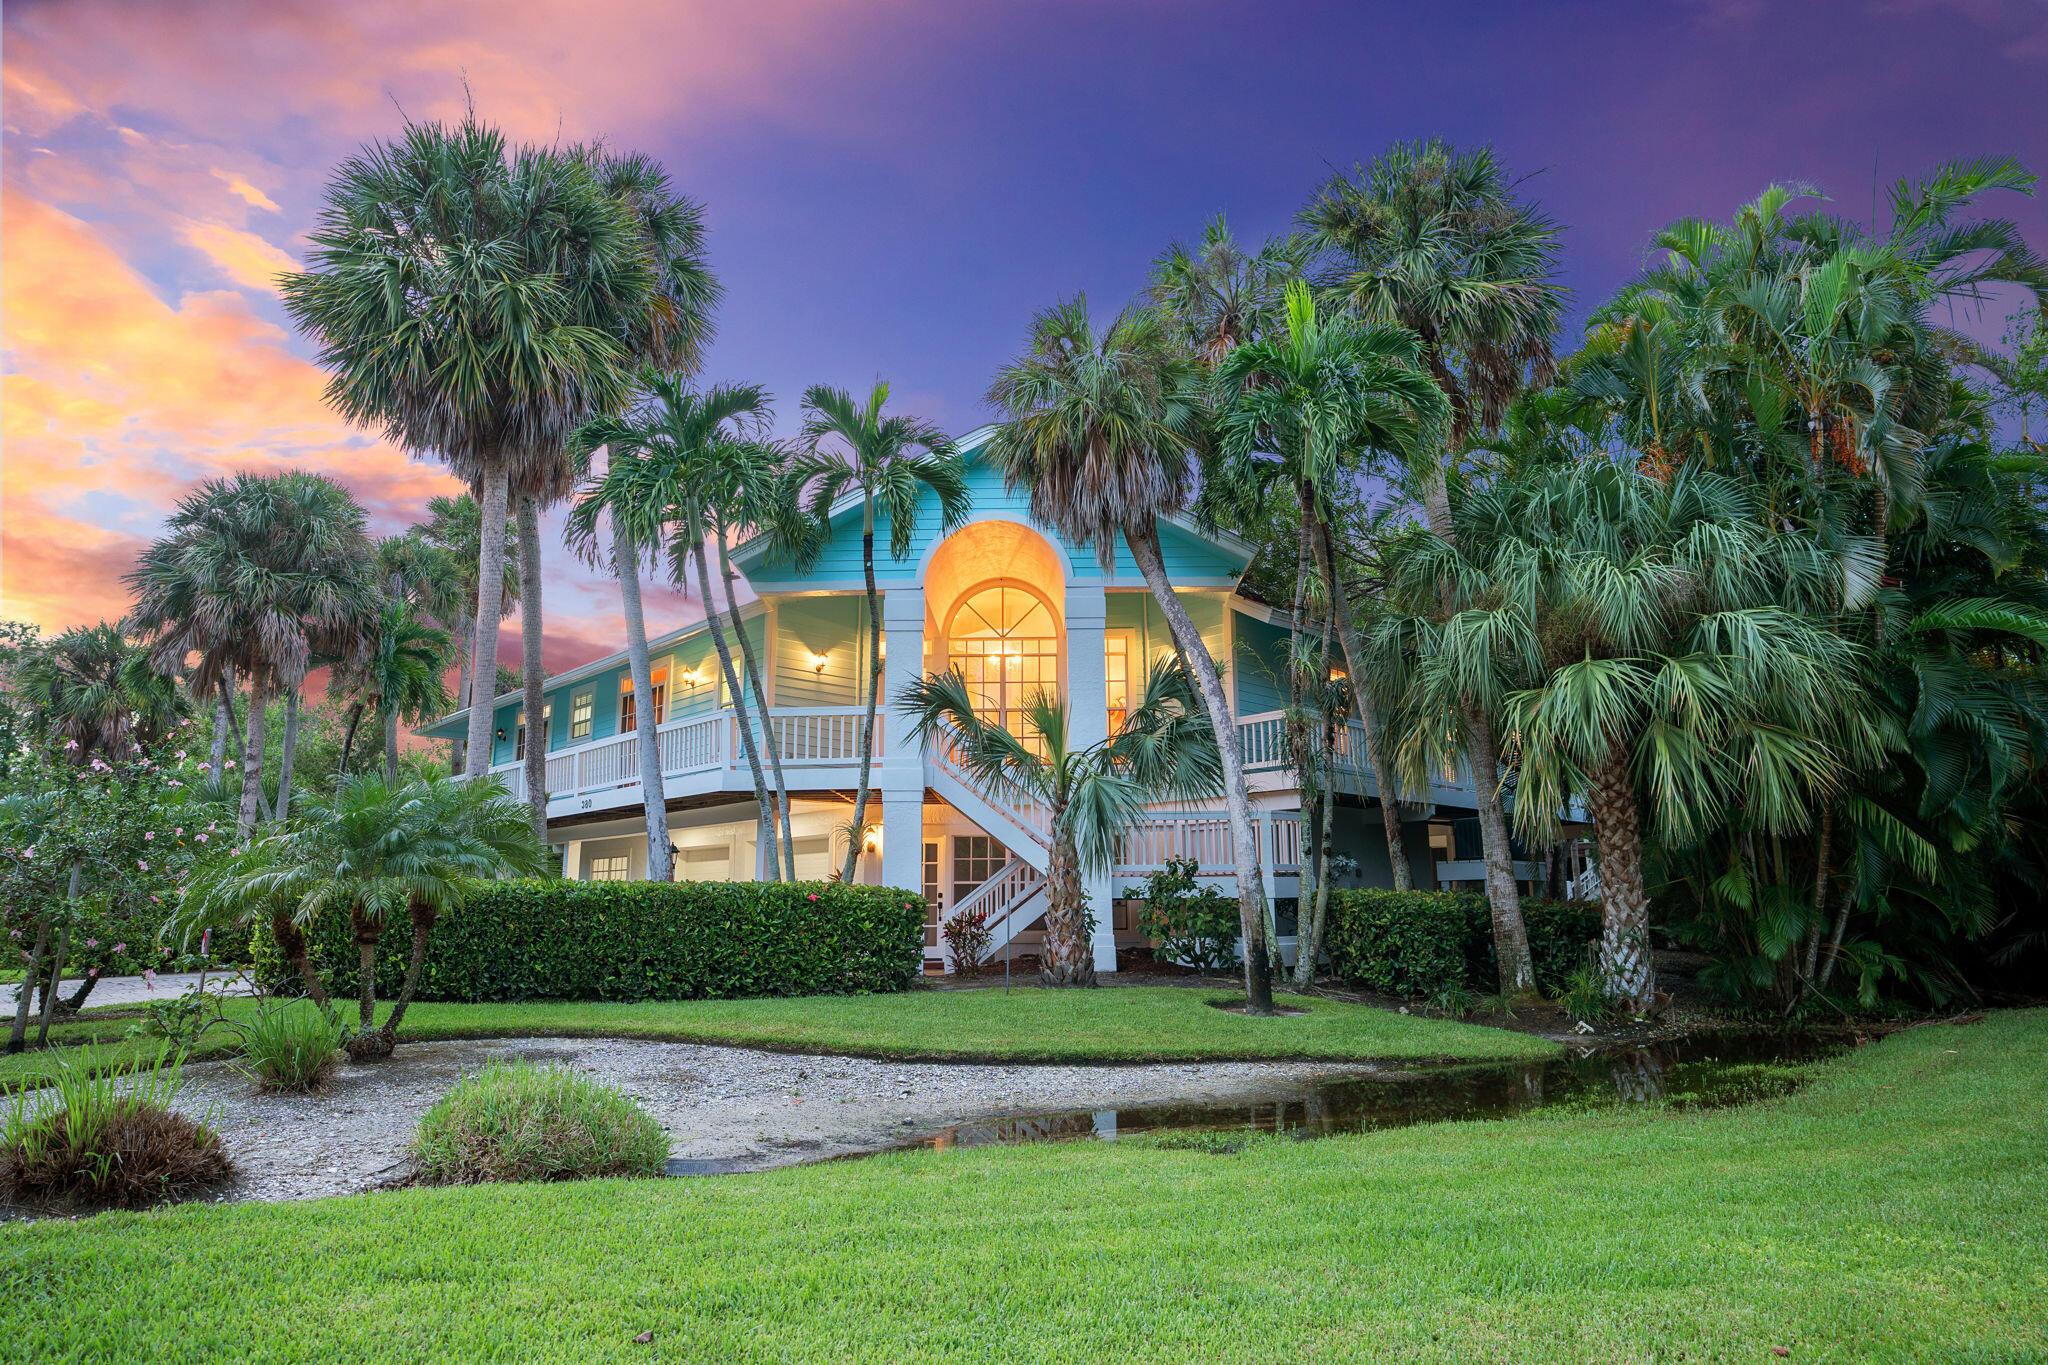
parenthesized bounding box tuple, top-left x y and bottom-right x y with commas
(4, 0, 2044, 676)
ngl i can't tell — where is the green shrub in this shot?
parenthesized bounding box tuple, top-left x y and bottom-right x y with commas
(253, 879, 925, 1004)
(235, 999, 345, 1092)
(410, 1059, 669, 1184)
(1325, 889, 1601, 997)
(0, 1045, 232, 1210)
(1127, 858, 1241, 971)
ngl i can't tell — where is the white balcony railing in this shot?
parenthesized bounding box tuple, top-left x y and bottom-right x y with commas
(489, 706, 882, 804)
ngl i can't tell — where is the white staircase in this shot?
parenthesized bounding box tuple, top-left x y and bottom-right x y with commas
(929, 858, 1049, 971)
(925, 734, 1052, 872)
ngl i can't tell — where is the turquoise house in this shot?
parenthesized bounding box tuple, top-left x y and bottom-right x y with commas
(423, 428, 1541, 972)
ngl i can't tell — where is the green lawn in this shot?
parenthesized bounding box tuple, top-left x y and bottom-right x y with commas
(0, 987, 1553, 1090)
(3, 1011, 2039, 1363)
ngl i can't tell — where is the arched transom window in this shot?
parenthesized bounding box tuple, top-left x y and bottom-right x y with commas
(945, 581, 1060, 738)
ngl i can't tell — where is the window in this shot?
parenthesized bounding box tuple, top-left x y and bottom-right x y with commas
(951, 834, 1008, 906)
(570, 688, 594, 740)
(945, 581, 1059, 742)
(514, 702, 551, 761)
(1105, 630, 1134, 732)
(618, 667, 668, 734)
(587, 854, 630, 882)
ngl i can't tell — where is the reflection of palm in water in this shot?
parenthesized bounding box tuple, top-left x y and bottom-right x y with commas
(1607, 1049, 1670, 1104)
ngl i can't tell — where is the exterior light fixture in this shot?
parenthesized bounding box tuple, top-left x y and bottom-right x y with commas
(494, 727, 506, 742)
(811, 652, 830, 674)
(863, 826, 882, 853)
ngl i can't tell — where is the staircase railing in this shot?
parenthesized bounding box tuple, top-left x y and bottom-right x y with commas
(926, 731, 1053, 850)
(932, 859, 1048, 969)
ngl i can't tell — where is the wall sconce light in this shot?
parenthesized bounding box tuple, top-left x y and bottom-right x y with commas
(494, 727, 506, 743)
(811, 652, 830, 675)
(862, 826, 882, 853)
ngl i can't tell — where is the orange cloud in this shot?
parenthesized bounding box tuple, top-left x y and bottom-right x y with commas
(210, 168, 280, 213)
(175, 218, 298, 293)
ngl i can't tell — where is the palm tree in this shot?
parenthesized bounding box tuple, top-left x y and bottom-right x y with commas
(985, 297, 1278, 1012)
(1398, 463, 1875, 1013)
(187, 771, 546, 1058)
(574, 374, 784, 875)
(900, 659, 1220, 986)
(12, 622, 188, 762)
(126, 471, 377, 834)
(793, 382, 971, 882)
(1212, 282, 1450, 900)
(1148, 215, 1306, 363)
(332, 603, 452, 778)
(280, 114, 654, 781)
(1299, 139, 1567, 995)
(415, 495, 519, 771)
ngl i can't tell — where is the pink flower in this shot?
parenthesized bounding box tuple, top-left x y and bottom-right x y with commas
(145, 831, 155, 841)
(150, 894, 162, 904)
(166, 780, 183, 789)
(85, 938, 100, 948)
(64, 739, 78, 751)
(87, 967, 99, 978)
(175, 750, 188, 760)
(195, 833, 209, 843)
(6, 929, 17, 938)
(161, 947, 172, 957)
(807, 893, 819, 902)
(137, 860, 149, 871)
(111, 942, 126, 954)
(143, 969, 156, 990)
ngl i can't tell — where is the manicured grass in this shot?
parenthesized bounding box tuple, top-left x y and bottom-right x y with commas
(0, 987, 1553, 1090)
(4, 1012, 2040, 1363)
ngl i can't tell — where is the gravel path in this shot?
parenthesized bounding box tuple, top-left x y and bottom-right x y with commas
(2, 970, 254, 1020)
(146, 1037, 1382, 1204)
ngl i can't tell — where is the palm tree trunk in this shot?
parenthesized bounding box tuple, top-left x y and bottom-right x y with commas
(1584, 742, 1655, 1014)
(269, 911, 330, 1008)
(615, 528, 673, 883)
(5, 914, 51, 1053)
(339, 702, 366, 776)
(1465, 704, 1537, 995)
(1042, 819, 1095, 988)
(383, 709, 400, 781)
(378, 902, 436, 1041)
(274, 686, 301, 821)
(716, 524, 795, 881)
(451, 615, 474, 773)
(33, 919, 71, 1048)
(463, 466, 512, 778)
(1124, 518, 1272, 1014)
(517, 496, 549, 841)
(1311, 519, 1411, 891)
(843, 512, 883, 883)
(351, 913, 378, 1031)
(238, 672, 269, 835)
(689, 535, 777, 876)
(209, 683, 231, 787)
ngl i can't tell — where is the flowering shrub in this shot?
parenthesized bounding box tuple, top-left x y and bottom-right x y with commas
(941, 906, 994, 975)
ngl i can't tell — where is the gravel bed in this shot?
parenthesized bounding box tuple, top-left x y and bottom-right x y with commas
(126, 1037, 1385, 1205)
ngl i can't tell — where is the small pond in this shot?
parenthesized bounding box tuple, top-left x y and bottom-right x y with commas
(897, 1030, 1843, 1156)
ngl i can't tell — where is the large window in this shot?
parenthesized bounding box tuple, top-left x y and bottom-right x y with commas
(587, 854, 630, 882)
(569, 687, 594, 740)
(1105, 629, 1134, 732)
(619, 667, 667, 734)
(515, 702, 551, 761)
(951, 834, 1008, 906)
(945, 582, 1059, 740)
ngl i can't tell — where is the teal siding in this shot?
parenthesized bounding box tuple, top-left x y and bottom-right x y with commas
(1105, 591, 1233, 695)
(1233, 614, 1291, 715)
(773, 597, 866, 706)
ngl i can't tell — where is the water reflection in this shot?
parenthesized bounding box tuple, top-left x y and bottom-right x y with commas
(910, 1030, 1837, 1153)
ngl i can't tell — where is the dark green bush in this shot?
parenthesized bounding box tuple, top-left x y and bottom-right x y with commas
(1325, 889, 1600, 997)
(253, 879, 925, 1003)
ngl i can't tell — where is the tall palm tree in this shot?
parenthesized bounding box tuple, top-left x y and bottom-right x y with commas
(1212, 282, 1450, 900)
(185, 771, 546, 1058)
(126, 471, 377, 834)
(415, 494, 519, 771)
(575, 374, 784, 875)
(792, 381, 971, 881)
(1299, 139, 1567, 995)
(12, 622, 188, 762)
(900, 659, 1220, 986)
(332, 603, 452, 779)
(280, 114, 654, 781)
(1148, 215, 1306, 363)
(985, 297, 1277, 1013)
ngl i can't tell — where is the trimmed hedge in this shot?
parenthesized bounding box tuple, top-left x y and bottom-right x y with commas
(253, 880, 925, 1003)
(1325, 889, 1601, 997)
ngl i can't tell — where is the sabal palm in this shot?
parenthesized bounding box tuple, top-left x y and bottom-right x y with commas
(574, 374, 786, 876)
(187, 771, 545, 1057)
(1148, 215, 1307, 362)
(1395, 463, 1875, 1012)
(126, 471, 376, 834)
(1298, 139, 1566, 993)
(793, 382, 970, 880)
(13, 622, 188, 762)
(984, 297, 1277, 1012)
(1212, 282, 1448, 916)
(415, 494, 519, 765)
(900, 659, 1220, 987)
(280, 115, 654, 778)
(333, 603, 451, 778)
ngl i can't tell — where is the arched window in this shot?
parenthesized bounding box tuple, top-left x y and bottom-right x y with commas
(945, 581, 1060, 738)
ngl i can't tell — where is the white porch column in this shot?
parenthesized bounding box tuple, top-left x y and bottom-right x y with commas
(879, 585, 927, 897)
(1066, 584, 1117, 973)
